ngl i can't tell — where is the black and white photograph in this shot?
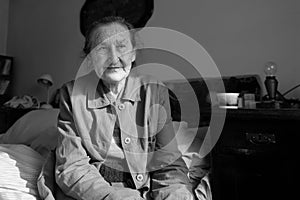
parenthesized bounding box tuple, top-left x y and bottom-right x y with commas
(0, 0, 299, 200)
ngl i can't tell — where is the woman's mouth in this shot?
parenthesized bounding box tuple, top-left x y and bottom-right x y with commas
(105, 66, 126, 73)
(107, 66, 122, 69)
(106, 67, 122, 71)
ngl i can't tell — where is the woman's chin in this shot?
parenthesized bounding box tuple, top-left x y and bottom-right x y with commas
(102, 73, 127, 84)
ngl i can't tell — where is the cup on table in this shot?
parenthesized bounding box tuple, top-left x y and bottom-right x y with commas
(216, 93, 239, 107)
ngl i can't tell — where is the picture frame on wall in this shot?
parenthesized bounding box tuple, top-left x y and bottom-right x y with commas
(0, 80, 10, 95)
(0, 55, 13, 95)
(0, 55, 12, 76)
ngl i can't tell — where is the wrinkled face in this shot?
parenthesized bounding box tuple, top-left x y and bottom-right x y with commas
(88, 23, 136, 84)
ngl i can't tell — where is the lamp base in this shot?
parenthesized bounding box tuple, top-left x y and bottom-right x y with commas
(40, 103, 53, 109)
(262, 91, 286, 102)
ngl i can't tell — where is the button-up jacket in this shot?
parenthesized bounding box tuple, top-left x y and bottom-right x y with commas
(55, 72, 193, 200)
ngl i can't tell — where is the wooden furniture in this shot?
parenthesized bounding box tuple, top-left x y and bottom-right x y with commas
(165, 75, 262, 124)
(0, 107, 34, 134)
(206, 108, 300, 200)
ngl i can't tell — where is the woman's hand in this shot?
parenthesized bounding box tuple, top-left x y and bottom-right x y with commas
(105, 188, 144, 200)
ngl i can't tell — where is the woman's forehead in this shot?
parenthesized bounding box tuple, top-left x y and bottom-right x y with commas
(92, 23, 131, 44)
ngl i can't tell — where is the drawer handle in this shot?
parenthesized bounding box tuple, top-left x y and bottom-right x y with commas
(246, 133, 276, 145)
(227, 148, 257, 156)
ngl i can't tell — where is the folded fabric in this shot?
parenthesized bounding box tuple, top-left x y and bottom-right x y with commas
(194, 174, 212, 200)
(0, 144, 45, 200)
(4, 95, 40, 109)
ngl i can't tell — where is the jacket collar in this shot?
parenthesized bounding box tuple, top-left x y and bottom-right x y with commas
(87, 72, 141, 109)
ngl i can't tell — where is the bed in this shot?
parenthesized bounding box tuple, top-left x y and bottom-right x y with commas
(0, 108, 212, 200)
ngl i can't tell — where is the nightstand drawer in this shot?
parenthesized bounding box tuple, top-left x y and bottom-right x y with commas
(215, 121, 281, 156)
(211, 108, 300, 200)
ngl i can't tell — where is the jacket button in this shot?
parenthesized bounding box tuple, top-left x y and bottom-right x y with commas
(136, 174, 144, 182)
(118, 104, 125, 110)
(124, 137, 131, 144)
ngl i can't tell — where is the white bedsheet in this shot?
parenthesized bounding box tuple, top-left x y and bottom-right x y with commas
(0, 144, 45, 200)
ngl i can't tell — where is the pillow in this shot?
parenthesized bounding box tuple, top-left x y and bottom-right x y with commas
(173, 121, 212, 200)
(173, 121, 211, 179)
(0, 109, 60, 156)
(0, 144, 45, 200)
(173, 121, 210, 170)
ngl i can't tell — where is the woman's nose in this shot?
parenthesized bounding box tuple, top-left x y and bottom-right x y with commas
(109, 46, 120, 64)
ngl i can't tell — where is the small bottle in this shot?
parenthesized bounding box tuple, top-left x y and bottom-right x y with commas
(238, 95, 244, 108)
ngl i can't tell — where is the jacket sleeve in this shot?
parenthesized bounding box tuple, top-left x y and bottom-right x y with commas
(150, 86, 194, 200)
(55, 83, 141, 200)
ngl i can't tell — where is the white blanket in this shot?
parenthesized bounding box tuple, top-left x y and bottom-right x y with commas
(0, 144, 45, 200)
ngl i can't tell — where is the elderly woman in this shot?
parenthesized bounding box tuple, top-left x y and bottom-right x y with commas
(55, 16, 193, 200)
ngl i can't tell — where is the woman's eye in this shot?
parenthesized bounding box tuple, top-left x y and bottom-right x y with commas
(117, 44, 127, 50)
(96, 46, 107, 52)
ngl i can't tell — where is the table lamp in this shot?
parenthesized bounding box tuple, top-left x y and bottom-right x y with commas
(264, 61, 278, 101)
(37, 74, 53, 108)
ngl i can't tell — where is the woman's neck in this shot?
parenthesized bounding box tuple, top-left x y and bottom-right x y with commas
(103, 79, 126, 100)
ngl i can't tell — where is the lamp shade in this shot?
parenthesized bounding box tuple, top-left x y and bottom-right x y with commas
(37, 74, 53, 87)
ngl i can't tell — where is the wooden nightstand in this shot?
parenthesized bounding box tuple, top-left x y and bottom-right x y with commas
(0, 107, 34, 134)
(208, 108, 300, 200)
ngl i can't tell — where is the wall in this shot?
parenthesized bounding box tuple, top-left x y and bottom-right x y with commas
(0, 0, 9, 54)
(7, 0, 85, 102)
(5, 0, 300, 100)
(144, 0, 300, 98)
